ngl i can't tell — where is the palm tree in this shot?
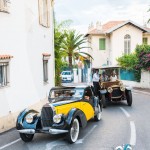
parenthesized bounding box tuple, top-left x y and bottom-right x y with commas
(61, 29, 93, 69)
(54, 20, 72, 85)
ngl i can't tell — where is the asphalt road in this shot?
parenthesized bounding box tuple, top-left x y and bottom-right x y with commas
(0, 90, 150, 150)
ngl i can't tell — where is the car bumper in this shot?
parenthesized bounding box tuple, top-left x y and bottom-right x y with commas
(17, 128, 68, 135)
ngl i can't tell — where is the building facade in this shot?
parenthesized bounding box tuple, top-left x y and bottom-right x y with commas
(0, 0, 55, 132)
(85, 20, 150, 68)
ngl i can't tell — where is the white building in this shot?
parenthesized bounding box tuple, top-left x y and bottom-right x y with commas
(0, 0, 55, 132)
(85, 20, 150, 68)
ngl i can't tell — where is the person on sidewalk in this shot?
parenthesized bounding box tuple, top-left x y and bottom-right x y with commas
(92, 69, 100, 97)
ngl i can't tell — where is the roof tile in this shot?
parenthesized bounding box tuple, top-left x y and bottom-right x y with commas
(0, 55, 13, 59)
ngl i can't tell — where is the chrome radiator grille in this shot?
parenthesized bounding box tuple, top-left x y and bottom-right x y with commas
(112, 88, 122, 98)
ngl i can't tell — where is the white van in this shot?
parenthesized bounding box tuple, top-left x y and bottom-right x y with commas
(61, 71, 73, 82)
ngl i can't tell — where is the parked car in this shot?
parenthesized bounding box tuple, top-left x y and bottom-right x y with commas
(16, 85, 102, 143)
(61, 71, 73, 82)
(93, 66, 132, 108)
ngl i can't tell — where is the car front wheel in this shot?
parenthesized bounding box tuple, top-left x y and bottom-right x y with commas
(126, 90, 132, 106)
(94, 104, 102, 121)
(20, 133, 34, 142)
(67, 118, 79, 143)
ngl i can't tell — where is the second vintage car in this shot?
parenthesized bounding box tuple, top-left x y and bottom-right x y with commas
(93, 66, 132, 108)
(16, 85, 102, 143)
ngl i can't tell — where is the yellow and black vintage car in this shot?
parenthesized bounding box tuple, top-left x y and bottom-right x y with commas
(16, 85, 102, 143)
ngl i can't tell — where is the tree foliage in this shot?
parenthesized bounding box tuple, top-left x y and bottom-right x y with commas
(117, 44, 150, 82)
(61, 29, 93, 69)
(117, 54, 138, 70)
(54, 20, 71, 86)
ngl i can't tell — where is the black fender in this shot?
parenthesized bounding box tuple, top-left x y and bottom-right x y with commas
(66, 108, 87, 128)
(16, 109, 40, 130)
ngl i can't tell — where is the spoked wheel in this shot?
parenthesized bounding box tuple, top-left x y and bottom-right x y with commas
(94, 104, 102, 121)
(102, 95, 106, 108)
(20, 133, 34, 142)
(67, 118, 79, 143)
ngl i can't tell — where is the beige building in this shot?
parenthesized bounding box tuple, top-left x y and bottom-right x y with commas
(85, 20, 150, 68)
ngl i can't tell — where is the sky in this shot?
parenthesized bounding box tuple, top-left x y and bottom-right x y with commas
(54, 0, 150, 34)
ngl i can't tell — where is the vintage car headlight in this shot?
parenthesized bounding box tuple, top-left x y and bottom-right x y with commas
(25, 113, 37, 124)
(53, 114, 62, 124)
(120, 85, 125, 91)
(119, 81, 123, 86)
(107, 87, 113, 93)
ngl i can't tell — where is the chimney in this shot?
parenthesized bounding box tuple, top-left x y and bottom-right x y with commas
(88, 22, 94, 32)
(96, 21, 102, 31)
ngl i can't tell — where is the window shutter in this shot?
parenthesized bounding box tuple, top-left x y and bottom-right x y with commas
(47, 0, 50, 27)
(143, 38, 148, 45)
(99, 38, 106, 50)
(38, 0, 43, 25)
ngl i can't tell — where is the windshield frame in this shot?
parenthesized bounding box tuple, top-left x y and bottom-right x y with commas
(49, 87, 85, 102)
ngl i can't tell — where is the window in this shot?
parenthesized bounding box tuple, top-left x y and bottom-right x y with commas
(42, 53, 50, 83)
(43, 60, 48, 82)
(0, 62, 9, 87)
(38, 0, 50, 27)
(0, 0, 10, 13)
(124, 34, 131, 54)
(143, 38, 148, 45)
(99, 38, 106, 50)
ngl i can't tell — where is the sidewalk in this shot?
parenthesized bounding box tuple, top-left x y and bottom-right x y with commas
(133, 87, 150, 95)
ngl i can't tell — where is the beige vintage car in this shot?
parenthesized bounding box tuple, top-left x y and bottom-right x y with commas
(93, 66, 132, 108)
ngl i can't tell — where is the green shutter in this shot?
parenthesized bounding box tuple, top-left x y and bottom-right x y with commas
(99, 38, 106, 50)
(143, 38, 148, 45)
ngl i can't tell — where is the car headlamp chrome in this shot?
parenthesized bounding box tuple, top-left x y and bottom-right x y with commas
(119, 81, 123, 86)
(53, 114, 62, 124)
(120, 85, 125, 91)
(107, 87, 113, 93)
(25, 113, 37, 124)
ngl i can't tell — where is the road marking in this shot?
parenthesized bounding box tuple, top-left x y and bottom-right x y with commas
(120, 107, 130, 118)
(130, 121, 136, 146)
(75, 124, 97, 144)
(45, 124, 97, 149)
(0, 138, 21, 150)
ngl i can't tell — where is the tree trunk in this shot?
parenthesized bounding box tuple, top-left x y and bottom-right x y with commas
(69, 53, 73, 70)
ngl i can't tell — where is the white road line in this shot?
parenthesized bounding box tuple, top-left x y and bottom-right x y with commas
(75, 124, 97, 144)
(130, 121, 136, 146)
(0, 138, 21, 150)
(120, 107, 130, 118)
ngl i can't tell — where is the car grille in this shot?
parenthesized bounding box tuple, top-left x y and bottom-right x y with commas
(112, 88, 122, 98)
(41, 106, 53, 127)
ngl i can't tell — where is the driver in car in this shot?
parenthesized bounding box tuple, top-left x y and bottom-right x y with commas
(101, 71, 109, 82)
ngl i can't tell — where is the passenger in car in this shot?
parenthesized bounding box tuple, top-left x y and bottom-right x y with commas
(110, 70, 118, 81)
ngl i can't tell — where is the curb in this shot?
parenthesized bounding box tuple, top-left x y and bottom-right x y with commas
(132, 90, 150, 96)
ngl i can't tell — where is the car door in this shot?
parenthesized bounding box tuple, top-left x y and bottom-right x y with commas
(81, 87, 95, 121)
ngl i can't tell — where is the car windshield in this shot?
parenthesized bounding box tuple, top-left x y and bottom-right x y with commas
(62, 72, 71, 75)
(49, 88, 84, 102)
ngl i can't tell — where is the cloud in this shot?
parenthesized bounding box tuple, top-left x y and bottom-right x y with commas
(54, 0, 150, 33)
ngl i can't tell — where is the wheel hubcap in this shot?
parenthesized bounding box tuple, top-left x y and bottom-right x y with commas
(97, 105, 102, 120)
(70, 119, 79, 142)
